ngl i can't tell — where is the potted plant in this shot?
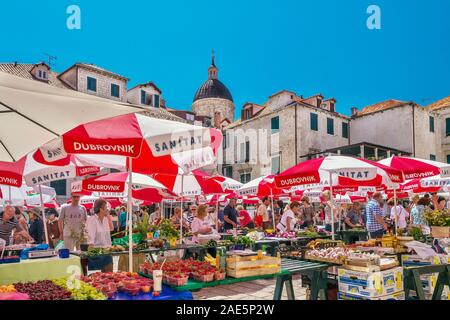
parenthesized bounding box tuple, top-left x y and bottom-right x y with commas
(66, 217, 88, 251)
(424, 209, 450, 238)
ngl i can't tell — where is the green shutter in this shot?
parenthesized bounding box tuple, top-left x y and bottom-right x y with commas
(271, 116, 279, 134)
(327, 118, 334, 135)
(429, 116, 435, 132)
(342, 122, 348, 138)
(446, 118, 450, 136)
(310, 113, 318, 131)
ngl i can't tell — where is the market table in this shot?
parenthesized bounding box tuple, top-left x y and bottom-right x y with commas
(0, 255, 81, 285)
(337, 230, 368, 244)
(277, 258, 331, 300)
(403, 264, 450, 300)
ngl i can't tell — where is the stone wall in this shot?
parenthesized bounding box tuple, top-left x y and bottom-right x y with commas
(192, 97, 235, 124)
(77, 68, 128, 102)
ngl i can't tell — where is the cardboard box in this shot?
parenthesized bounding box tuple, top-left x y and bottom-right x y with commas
(338, 266, 403, 298)
(420, 273, 438, 294)
(338, 291, 405, 300)
(401, 254, 441, 267)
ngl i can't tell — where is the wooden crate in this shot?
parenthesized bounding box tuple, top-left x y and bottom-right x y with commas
(226, 252, 281, 278)
(431, 226, 450, 239)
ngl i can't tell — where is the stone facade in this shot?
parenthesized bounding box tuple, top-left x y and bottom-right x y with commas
(350, 103, 439, 161)
(192, 97, 235, 124)
(127, 83, 161, 107)
(220, 91, 350, 183)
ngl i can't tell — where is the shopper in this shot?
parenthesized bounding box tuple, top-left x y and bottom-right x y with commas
(323, 191, 338, 233)
(110, 210, 119, 232)
(236, 205, 255, 229)
(28, 208, 44, 244)
(191, 204, 214, 243)
(258, 197, 272, 230)
(277, 201, 300, 233)
(171, 207, 190, 230)
(184, 204, 197, 226)
(410, 197, 429, 226)
(15, 207, 29, 232)
(274, 200, 284, 226)
(300, 196, 314, 228)
(58, 193, 88, 251)
(46, 209, 60, 248)
(86, 198, 113, 272)
(0, 205, 31, 245)
(223, 198, 239, 230)
(366, 192, 387, 238)
(387, 199, 410, 230)
(149, 206, 162, 225)
(344, 202, 364, 229)
(118, 206, 127, 231)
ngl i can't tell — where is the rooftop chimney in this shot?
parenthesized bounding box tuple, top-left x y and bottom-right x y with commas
(351, 107, 358, 116)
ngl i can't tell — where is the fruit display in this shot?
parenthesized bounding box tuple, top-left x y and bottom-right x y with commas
(14, 280, 72, 300)
(0, 285, 16, 293)
(296, 230, 320, 238)
(233, 236, 253, 247)
(52, 278, 106, 300)
(305, 247, 354, 264)
(140, 258, 217, 285)
(80, 272, 153, 298)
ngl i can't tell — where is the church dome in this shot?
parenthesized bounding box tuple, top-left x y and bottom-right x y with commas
(193, 78, 233, 102)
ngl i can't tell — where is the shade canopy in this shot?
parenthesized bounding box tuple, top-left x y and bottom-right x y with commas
(0, 71, 144, 162)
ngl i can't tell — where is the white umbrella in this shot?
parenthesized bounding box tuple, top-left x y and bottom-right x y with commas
(0, 71, 144, 162)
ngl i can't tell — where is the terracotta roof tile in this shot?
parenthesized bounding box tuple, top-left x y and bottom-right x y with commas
(427, 96, 450, 111)
(0, 63, 68, 88)
(355, 99, 408, 116)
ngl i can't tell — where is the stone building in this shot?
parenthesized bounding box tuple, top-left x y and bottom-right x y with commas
(349, 100, 439, 161)
(192, 52, 235, 128)
(220, 90, 350, 183)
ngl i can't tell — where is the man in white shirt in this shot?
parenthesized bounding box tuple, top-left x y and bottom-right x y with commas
(389, 201, 409, 230)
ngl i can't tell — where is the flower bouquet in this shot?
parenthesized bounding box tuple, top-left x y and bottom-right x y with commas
(424, 209, 450, 238)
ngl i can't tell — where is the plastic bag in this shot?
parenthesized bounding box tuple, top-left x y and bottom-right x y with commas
(112, 234, 143, 247)
(54, 240, 65, 251)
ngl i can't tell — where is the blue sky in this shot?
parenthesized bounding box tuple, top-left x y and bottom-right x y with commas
(0, 0, 449, 118)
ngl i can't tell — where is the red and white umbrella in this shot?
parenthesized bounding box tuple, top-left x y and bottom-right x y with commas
(207, 175, 243, 193)
(236, 175, 286, 197)
(275, 156, 404, 189)
(400, 178, 441, 194)
(152, 170, 225, 197)
(0, 183, 56, 207)
(37, 113, 222, 175)
(275, 156, 403, 239)
(378, 156, 450, 180)
(72, 172, 169, 195)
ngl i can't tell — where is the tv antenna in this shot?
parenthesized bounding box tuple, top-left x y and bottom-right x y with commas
(44, 53, 57, 68)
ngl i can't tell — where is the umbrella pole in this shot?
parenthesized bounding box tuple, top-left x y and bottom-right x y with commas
(127, 160, 133, 272)
(8, 185, 11, 204)
(329, 171, 335, 241)
(216, 196, 219, 231)
(270, 188, 276, 229)
(38, 185, 49, 244)
(179, 174, 184, 245)
(393, 188, 398, 236)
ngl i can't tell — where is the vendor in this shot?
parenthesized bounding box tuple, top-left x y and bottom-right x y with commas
(0, 205, 32, 245)
(171, 207, 190, 230)
(149, 206, 162, 226)
(191, 205, 214, 242)
(223, 198, 239, 230)
(277, 201, 300, 233)
(300, 196, 314, 228)
(28, 208, 45, 244)
(236, 205, 255, 229)
(86, 198, 114, 272)
(46, 209, 60, 248)
(344, 202, 364, 229)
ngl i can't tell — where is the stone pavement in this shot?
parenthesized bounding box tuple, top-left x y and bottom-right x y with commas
(192, 275, 308, 300)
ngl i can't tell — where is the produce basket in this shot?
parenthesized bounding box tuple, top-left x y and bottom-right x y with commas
(215, 271, 226, 281)
(165, 275, 189, 286)
(226, 252, 281, 278)
(431, 226, 450, 239)
(193, 272, 215, 282)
